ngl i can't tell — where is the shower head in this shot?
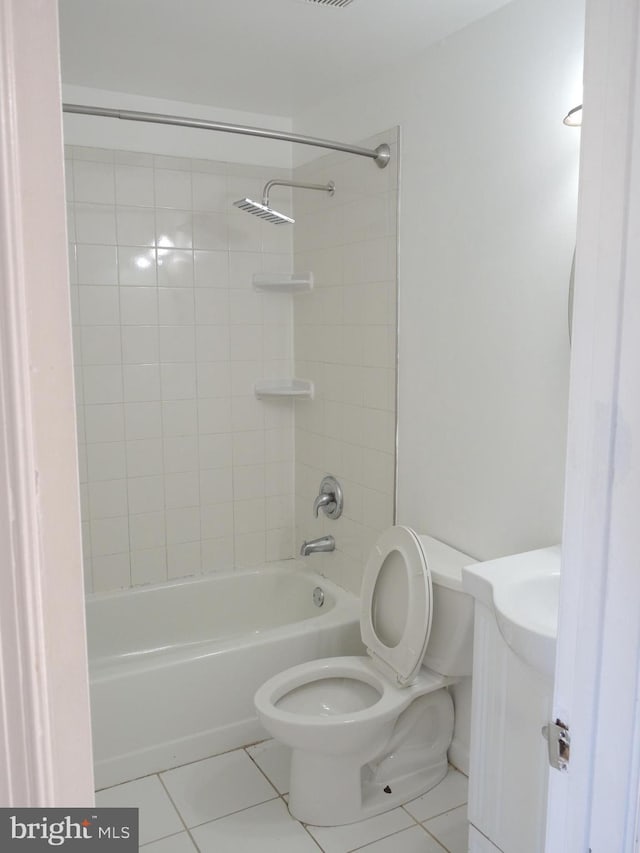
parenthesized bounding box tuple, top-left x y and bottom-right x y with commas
(233, 198, 295, 225)
(233, 178, 335, 225)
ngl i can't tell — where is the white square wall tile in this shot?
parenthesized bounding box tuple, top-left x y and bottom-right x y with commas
(156, 209, 193, 249)
(86, 442, 126, 482)
(246, 740, 290, 795)
(131, 548, 167, 586)
(127, 475, 165, 514)
(115, 165, 155, 207)
(95, 775, 183, 846)
(124, 401, 163, 440)
(74, 160, 115, 204)
(161, 363, 197, 400)
(157, 249, 194, 287)
(119, 247, 157, 286)
(190, 799, 318, 853)
(92, 553, 130, 592)
(194, 250, 228, 288)
(306, 807, 414, 853)
(403, 768, 468, 823)
(155, 168, 192, 209)
(167, 541, 201, 577)
(116, 206, 156, 247)
(84, 404, 125, 443)
(81, 326, 121, 365)
(79, 286, 119, 326)
(123, 364, 161, 402)
(162, 400, 198, 437)
(120, 286, 159, 326)
(75, 204, 117, 245)
(122, 326, 159, 364)
(160, 749, 276, 828)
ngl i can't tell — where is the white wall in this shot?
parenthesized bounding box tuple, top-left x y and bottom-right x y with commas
(63, 85, 293, 169)
(293, 0, 584, 561)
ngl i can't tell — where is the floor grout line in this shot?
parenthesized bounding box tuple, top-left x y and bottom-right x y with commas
(98, 744, 468, 853)
(156, 771, 203, 851)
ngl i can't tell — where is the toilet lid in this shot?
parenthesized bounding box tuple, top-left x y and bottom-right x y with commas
(360, 526, 433, 686)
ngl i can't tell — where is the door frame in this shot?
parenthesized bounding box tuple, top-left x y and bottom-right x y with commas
(546, 0, 640, 850)
(0, 0, 93, 805)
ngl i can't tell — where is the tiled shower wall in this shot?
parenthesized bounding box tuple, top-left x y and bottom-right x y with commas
(293, 129, 399, 595)
(66, 146, 296, 592)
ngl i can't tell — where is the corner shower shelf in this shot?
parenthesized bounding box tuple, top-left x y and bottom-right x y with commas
(254, 379, 314, 399)
(252, 272, 314, 293)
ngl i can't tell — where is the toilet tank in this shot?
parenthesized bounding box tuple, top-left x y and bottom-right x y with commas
(418, 535, 475, 677)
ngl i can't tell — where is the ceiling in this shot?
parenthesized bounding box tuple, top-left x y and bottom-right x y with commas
(58, 0, 514, 118)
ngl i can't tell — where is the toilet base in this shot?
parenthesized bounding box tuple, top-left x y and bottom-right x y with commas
(287, 688, 454, 826)
(288, 749, 449, 826)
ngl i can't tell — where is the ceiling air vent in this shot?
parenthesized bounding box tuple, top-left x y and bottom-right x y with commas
(301, 0, 355, 7)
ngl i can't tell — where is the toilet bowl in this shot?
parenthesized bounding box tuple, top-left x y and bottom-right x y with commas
(254, 525, 475, 826)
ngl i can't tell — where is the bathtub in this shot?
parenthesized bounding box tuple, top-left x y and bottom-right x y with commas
(86, 561, 362, 789)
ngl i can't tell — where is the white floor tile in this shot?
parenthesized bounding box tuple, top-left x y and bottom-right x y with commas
(141, 831, 198, 851)
(358, 825, 447, 853)
(423, 805, 469, 853)
(246, 739, 291, 794)
(160, 749, 277, 828)
(95, 775, 183, 846)
(306, 807, 414, 853)
(191, 798, 320, 853)
(403, 769, 468, 823)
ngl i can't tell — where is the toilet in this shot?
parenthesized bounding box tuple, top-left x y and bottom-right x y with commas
(254, 525, 475, 826)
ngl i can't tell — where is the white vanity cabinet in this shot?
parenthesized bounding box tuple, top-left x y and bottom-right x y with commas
(462, 547, 560, 853)
(467, 601, 552, 852)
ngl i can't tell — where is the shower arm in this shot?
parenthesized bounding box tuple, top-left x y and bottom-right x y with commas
(262, 179, 335, 206)
(62, 103, 391, 169)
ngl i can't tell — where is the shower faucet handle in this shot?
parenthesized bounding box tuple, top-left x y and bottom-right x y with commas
(313, 475, 343, 520)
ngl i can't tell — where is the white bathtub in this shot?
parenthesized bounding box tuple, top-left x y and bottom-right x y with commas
(86, 562, 362, 788)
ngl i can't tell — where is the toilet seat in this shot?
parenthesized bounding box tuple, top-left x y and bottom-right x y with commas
(360, 526, 433, 686)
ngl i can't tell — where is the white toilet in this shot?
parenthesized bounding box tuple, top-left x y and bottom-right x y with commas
(254, 525, 474, 826)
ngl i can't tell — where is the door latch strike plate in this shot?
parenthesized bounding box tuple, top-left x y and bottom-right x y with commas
(542, 719, 570, 771)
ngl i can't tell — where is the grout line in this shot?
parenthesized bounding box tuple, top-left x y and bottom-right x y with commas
(243, 745, 284, 799)
(414, 822, 449, 852)
(421, 822, 453, 853)
(156, 771, 203, 852)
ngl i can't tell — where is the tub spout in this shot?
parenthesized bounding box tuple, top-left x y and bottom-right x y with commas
(300, 535, 335, 556)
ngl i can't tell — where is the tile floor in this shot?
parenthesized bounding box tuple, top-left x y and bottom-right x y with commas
(96, 740, 469, 852)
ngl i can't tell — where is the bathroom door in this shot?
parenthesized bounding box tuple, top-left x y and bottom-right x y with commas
(545, 0, 640, 849)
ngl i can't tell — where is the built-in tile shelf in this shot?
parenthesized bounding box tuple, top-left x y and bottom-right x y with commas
(254, 379, 314, 399)
(252, 272, 313, 293)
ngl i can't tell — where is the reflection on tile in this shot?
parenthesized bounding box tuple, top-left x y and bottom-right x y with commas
(191, 799, 319, 853)
(160, 749, 277, 828)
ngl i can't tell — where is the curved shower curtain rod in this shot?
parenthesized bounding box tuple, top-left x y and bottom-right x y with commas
(62, 103, 391, 169)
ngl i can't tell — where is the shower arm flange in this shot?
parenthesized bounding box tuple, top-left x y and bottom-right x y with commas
(262, 179, 335, 206)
